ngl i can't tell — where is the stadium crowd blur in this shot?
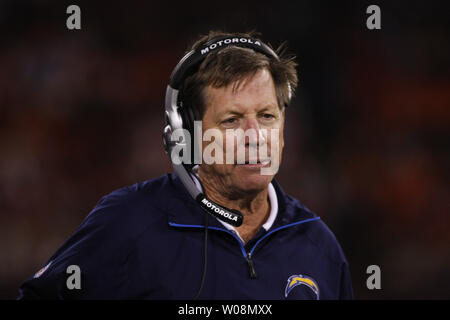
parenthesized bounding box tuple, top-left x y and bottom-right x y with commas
(0, 1, 448, 299)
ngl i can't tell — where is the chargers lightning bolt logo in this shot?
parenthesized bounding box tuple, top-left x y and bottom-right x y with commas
(285, 274, 319, 299)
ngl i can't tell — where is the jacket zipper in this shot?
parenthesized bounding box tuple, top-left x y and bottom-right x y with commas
(168, 217, 320, 279)
(246, 252, 257, 279)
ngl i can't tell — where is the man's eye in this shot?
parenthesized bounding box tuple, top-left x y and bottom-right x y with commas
(262, 113, 274, 119)
(224, 118, 236, 124)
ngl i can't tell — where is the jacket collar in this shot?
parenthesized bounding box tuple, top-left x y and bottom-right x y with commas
(166, 171, 317, 230)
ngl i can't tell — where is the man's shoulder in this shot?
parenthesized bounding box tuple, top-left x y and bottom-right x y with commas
(285, 195, 348, 266)
(93, 173, 173, 211)
(306, 216, 348, 266)
(82, 174, 176, 237)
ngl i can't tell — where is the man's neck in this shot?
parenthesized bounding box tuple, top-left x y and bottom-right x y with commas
(197, 168, 271, 243)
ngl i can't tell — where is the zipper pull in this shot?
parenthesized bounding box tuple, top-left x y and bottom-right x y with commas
(246, 253, 257, 279)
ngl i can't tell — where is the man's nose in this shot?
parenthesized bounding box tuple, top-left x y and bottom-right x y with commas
(242, 118, 264, 147)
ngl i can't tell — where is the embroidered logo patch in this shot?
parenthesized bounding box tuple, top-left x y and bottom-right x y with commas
(285, 274, 319, 299)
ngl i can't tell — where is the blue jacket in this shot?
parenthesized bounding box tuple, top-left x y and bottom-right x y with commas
(18, 173, 353, 300)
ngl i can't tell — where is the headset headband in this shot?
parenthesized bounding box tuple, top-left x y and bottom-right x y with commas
(169, 36, 279, 90)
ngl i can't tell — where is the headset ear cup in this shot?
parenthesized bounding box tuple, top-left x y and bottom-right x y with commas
(178, 106, 196, 168)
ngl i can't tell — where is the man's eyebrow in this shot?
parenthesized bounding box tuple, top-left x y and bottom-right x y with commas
(222, 103, 278, 114)
(215, 110, 242, 121)
(219, 110, 242, 116)
(258, 104, 279, 112)
(215, 105, 243, 118)
(215, 103, 279, 119)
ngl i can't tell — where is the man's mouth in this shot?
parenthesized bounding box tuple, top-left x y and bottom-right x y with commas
(237, 158, 271, 167)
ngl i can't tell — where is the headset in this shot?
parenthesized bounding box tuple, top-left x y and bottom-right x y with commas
(162, 35, 281, 228)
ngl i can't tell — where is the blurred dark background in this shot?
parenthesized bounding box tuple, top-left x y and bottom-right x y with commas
(0, 0, 449, 299)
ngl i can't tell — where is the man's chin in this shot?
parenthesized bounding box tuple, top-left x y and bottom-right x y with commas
(232, 166, 273, 192)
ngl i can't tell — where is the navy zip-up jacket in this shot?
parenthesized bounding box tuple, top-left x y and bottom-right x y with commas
(18, 173, 353, 300)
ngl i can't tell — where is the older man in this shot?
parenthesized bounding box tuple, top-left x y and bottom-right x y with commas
(18, 31, 353, 300)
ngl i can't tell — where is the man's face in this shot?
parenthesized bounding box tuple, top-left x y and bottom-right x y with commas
(199, 68, 285, 195)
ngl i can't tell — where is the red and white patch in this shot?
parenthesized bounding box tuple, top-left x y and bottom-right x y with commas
(33, 261, 52, 278)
